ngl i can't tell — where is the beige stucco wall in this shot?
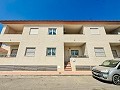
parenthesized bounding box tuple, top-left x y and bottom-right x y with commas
(15, 25, 64, 71)
(0, 24, 120, 71)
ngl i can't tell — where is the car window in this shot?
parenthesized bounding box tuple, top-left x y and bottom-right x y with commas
(117, 64, 120, 69)
(102, 61, 110, 65)
(101, 60, 119, 67)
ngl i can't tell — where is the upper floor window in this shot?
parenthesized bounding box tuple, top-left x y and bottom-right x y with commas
(94, 47, 105, 57)
(90, 28, 100, 35)
(25, 47, 36, 57)
(46, 48, 56, 56)
(48, 28, 56, 35)
(29, 28, 39, 35)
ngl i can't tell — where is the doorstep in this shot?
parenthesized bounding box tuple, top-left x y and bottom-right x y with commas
(0, 71, 92, 76)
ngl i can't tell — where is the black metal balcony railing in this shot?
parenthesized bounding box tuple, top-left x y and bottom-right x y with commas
(0, 54, 17, 58)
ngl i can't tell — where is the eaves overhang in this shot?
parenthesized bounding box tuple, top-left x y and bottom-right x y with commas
(0, 20, 120, 25)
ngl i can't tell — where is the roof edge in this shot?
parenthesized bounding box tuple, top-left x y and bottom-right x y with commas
(0, 20, 120, 24)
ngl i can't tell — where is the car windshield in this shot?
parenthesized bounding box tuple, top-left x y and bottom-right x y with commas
(100, 60, 120, 67)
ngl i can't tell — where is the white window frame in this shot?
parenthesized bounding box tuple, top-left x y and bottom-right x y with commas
(94, 47, 106, 57)
(46, 48, 56, 56)
(25, 47, 36, 57)
(90, 27, 100, 35)
(48, 28, 57, 35)
(29, 28, 39, 35)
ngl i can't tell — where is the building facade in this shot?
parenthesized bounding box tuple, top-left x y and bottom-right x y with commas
(0, 20, 120, 71)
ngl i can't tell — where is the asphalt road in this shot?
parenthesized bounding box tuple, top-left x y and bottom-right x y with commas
(0, 76, 119, 90)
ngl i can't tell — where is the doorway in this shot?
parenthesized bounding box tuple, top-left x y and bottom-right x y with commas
(112, 50, 118, 58)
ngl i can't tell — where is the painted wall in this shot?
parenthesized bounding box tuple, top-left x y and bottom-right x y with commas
(0, 24, 120, 71)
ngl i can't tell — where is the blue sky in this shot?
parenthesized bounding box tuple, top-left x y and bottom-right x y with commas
(0, 0, 120, 32)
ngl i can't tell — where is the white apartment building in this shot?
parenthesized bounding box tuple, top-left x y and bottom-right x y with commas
(0, 20, 120, 71)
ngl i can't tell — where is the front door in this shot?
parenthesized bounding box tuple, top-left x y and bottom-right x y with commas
(64, 49, 70, 62)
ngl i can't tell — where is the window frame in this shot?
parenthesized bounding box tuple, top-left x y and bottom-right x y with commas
(46, 47, 56, 56)
(25, 47, 36, 57)
(90, 27, 100, 35)
(71, 50, 79, 56)
(10, 49, 18, 57)
(94, 47, 106, 57)
(29, 28, 39, 35)
(48, 28, 57, 35)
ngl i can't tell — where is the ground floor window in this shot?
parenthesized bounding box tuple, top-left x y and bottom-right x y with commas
(46, 48, 56, 56)
(71, 50, 79, 56)
(25, 47, 36, 57)
(94, 47, 106, 57)
(10, 49, 18, 57)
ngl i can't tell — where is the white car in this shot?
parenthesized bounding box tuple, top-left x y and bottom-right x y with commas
(92, 60, 120, 85)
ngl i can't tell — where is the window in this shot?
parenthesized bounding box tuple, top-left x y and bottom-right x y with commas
(25, 47, 36, 57)
(10, 49, 18, 57)
(94, 47, 105, 57)
(29, 28, 39, 35)
(71, 50, 79, 56)
(90, 28, 98, 29)
(46, 48, 56, 56)
(48, 28, 56, 35)
(90, 28, 100, 35)
(118, 65, 120, 69)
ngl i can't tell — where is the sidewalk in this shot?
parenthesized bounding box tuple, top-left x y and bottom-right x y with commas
(0, 71, 92, 76)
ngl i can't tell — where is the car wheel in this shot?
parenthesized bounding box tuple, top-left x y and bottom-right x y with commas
(112, 75, 120, 85)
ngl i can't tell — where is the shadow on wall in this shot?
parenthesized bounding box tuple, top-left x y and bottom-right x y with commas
(0, 23, 3, 33)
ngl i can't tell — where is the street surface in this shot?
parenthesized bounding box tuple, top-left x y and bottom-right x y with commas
(0, 76, 119, 90)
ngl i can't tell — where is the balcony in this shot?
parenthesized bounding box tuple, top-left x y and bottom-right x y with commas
(70, 55, 89, 58)
(1, 25, 24, 34)
(63, 35, 86, 42)
(105, 25, 120, 35)
(64, 42, 88, 63)
(106, 35, 120, 43)
(64, 25, 84, 34)
(104, 26, 120, 42)
(0, 34, 22, 42)
(110, 43, 120, 59)
(0, 42, 19, 58)
(0, 54, 17, 58)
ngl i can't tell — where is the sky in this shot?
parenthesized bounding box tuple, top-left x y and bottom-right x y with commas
(0, 0, 120, 32)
